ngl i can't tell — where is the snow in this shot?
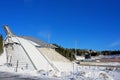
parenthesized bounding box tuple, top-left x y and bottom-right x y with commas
(0, 48, 6, 65)
(77, 65, 120, 80)
(0, 61, 120, 80)
(17, 37, 53, 71)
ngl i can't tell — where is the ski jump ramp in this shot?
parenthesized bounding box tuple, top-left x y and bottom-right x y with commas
(3, 25, 74, 74)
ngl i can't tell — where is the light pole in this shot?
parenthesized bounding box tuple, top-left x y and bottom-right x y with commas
(75, 39, 77, 55)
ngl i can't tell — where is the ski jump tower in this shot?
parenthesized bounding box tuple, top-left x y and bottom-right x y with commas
(3, 25, 74, 74)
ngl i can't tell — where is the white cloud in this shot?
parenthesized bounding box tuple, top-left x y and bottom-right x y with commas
(38, 31, 51, 40)
(37, 25, 52, 41)
(109, 41, 120, 47)
(38, 31, 48, 39)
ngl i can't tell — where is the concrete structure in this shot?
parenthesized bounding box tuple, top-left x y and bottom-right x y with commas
(3, 25, 73, 75)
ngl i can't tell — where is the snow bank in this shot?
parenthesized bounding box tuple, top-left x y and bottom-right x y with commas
(0, 48, 6, 65)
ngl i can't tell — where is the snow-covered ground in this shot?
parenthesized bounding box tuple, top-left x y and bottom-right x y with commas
(0, 71, 61, 80)
(100, 54, 120, 59)
(1, 53, 120, 80)
(0, 64, 120, 80)
(77, 65, 120, 80)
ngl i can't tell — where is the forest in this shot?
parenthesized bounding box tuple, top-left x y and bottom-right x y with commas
(53, 44, 120, 61)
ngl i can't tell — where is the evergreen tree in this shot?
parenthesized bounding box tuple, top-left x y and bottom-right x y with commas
(0, 34, 3, 55)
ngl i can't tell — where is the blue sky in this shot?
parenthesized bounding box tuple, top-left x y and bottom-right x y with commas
(0, 0, 120, 50)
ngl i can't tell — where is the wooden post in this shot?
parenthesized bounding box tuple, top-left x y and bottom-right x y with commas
(16, 60, 19, 72)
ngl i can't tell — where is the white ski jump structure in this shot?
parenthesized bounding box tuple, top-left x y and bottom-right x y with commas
(3, 25, 74, 75)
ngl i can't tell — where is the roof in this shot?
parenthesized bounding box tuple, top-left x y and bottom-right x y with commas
(20, 36, 57, 48)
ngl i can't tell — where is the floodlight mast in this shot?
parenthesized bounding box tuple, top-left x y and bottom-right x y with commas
(75, 39, 77, 55)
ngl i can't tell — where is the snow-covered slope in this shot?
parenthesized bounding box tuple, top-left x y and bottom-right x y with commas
(38, 48, 74, 72)
(38, 48, 70, 62)
(4, 36, 57, 71)
(0, 48, 6, 65)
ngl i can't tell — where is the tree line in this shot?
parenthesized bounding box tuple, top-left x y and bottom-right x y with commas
(53, 44, 120, 61)
(53, 44, 75, 61)
(101, 50, 120, 55)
